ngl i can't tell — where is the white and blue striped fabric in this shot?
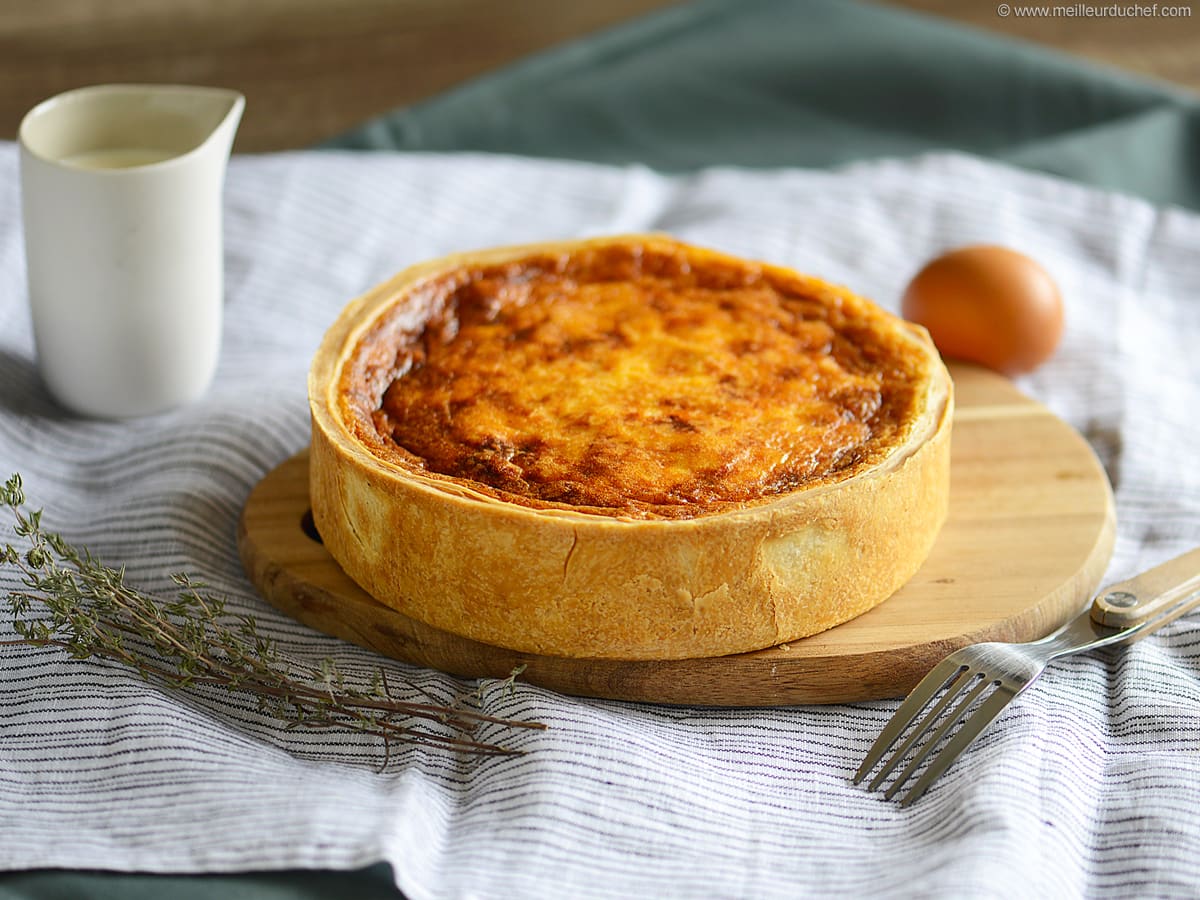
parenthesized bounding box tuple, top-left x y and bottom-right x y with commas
(1, 144, 1198, 898)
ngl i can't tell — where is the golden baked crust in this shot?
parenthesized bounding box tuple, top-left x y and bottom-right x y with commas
(309, 235, 952, 660)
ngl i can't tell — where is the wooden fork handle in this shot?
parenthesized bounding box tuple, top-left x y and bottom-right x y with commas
(1091, 546, 1200, 631)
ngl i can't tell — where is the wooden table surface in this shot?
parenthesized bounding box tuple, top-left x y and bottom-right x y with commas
(1, 0, 1197, 153)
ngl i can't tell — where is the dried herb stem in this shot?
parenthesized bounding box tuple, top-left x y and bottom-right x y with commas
(0, 473, 543, 762)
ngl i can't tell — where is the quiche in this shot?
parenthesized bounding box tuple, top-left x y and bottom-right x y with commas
(308, 235, 952, 660)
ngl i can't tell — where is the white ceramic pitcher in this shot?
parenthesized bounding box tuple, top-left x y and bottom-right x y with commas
(19, 84, 244, 418)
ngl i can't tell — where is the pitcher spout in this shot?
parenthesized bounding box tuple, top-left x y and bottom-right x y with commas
(19, 84, 244, 170)
(162, 85, 244, 160)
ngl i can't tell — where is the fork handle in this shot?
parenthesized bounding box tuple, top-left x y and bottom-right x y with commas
(1091, 546, 1200, 633)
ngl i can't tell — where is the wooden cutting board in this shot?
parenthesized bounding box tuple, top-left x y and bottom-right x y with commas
(238, 363, 1115, 706)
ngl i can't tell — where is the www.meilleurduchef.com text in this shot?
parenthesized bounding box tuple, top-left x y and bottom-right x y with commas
(997, 3, 1192, 15)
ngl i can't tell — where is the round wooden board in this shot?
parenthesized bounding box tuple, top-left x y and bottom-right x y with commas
(238, 363, 1115, 706)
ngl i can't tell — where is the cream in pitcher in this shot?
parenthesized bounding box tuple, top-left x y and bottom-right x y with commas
(18, 84, 244, 418)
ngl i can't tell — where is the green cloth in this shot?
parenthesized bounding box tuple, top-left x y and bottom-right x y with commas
(0, 866, 397, 900)
(10, 2, 1197, 899)
(329, 0, 1200, 211)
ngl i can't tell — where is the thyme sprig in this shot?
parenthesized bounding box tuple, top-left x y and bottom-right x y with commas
(0, 473, 543, 762)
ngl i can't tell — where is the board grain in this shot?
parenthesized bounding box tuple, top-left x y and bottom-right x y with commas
(238, 362, 1116, 706)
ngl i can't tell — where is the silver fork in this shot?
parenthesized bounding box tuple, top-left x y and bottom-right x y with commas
(854, 546, 1200, 806)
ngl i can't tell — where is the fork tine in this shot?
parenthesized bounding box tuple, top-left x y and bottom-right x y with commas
(866, 666, 976, 792)
(896, 685, 1016, 807)
(883, 674, 994, 801)
(852, 658, 968, 784)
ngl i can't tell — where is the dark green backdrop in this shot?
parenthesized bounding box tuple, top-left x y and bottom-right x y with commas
(330, 0, 1200, 211)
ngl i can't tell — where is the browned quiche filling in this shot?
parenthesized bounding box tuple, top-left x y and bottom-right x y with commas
(339, 242, 927, 520)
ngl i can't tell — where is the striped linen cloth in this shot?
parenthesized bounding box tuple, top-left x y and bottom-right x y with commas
(1, 144, 1199, 898)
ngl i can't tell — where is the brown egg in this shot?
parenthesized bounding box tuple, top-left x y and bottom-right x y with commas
(900, 245, 1064, 376)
